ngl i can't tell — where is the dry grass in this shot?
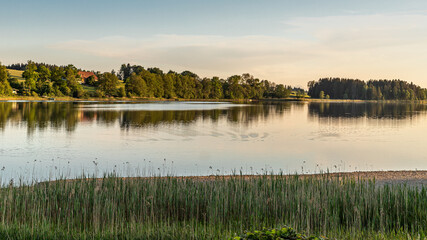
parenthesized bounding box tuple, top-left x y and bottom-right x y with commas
(7, 69, 25, 82)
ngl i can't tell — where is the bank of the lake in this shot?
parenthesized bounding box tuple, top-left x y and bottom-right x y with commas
(263, 97, 427, 104)
(4, 95, 427, 104)
(0, 96, 255, 103)
(1, 171, 427, 240)
(74, 170, 427, 186)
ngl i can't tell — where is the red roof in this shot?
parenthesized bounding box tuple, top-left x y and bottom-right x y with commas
(78, 71, 98, 80)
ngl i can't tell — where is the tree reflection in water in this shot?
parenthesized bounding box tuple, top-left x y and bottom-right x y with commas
(0, 101, 293, 134)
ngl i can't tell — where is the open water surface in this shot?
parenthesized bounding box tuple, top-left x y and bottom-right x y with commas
(0, 100, 426, 182)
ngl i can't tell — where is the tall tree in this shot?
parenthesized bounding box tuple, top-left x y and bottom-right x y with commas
(125, 73, 147, 97)
(0, 63, 13, 96)
(22, 61, 39, 93)
(99, 72, 119, 96)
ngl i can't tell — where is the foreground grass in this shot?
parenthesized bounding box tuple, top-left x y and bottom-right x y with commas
(0, 173, 427, 239)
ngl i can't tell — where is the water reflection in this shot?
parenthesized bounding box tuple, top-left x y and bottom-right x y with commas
(0, 101, 292, 134)
(2, 101, 427, 180)
(308, 102, 427, 120)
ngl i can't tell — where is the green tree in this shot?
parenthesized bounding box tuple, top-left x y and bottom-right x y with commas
(38, 65, 51, 82)
(125, 73, 147, 97)
(163, 73, 176, 99)
(210, 77, 223, 99)
(99, 72, 119, 96)
(377, 87, 383, 100)
(118, 86, 126, 98)
(225, 75, 244, 99)
(0, 63, 13, 96)
(319, 91, 325, 99)
(22, 61, 39, 93)
(86, 75, 97, 86)
(274, 84, 290, 98)
(64, 65, 81, 97)
(296, 90, 306, 98)
(201, 78, 212, 99)
(51, 66, 65, 89)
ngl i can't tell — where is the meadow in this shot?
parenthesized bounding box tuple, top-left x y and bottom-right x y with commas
(0, 173, 426, 239)
(6, 69, 25, 82)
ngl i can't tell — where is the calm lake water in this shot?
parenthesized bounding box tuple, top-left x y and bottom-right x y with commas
(1, 100, 427, 181)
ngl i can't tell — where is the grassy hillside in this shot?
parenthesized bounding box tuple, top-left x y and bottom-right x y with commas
(7, 69, 25, 82)
(81, 84, 96, 93)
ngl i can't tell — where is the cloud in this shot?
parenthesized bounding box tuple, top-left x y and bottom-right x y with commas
(49, 13, 427, 87)
(50, 35, 312, 80)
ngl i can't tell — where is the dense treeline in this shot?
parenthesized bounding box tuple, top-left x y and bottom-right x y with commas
(119, 64, 293, 99)
(9, 61, 90, 98)
(7, 62, 64, 71)
(1, 61, 297, 99)
(308, 78, 427, 100)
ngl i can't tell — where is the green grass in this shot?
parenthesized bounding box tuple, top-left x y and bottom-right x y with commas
(81, 84, 97, 93)
(0, 173, 426, 239)
(7, 69, 25, 82)
(290, 91, 310, 98)
(82, 80, 124, 94)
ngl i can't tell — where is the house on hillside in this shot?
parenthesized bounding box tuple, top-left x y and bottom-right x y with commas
(78, 71, 98, 84)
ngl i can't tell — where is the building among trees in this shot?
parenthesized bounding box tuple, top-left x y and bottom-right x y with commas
(78, 71, 98, 84)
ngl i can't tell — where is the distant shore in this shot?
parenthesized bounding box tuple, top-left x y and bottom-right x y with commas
(0, 96, 238, 102)
(263, 98, 427, 103)
(1, 96, 427, 104)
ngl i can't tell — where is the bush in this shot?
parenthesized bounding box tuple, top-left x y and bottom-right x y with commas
(94, 89, 105, 98)
(117, 86, 126, 98)
(7, 78, 21, 89)
(232, 227, 328, 240)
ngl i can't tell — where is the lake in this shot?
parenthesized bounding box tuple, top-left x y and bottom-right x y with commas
(0, 100, 427, 182)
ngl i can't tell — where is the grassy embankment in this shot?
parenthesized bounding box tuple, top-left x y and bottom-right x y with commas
(0, 173, 426, 239)
(7, 69, 25, 82)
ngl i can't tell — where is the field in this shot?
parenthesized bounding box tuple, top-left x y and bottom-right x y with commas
(7, 69, 25, 82)
(290, 91, 310, 98)
(81, 84, 97, 93)
(0, 173, 426, 239)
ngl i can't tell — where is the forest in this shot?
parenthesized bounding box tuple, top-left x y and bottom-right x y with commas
(6, 61, 427, 101)
(2, 62, 297, 99)
(308, 78, 427, 100)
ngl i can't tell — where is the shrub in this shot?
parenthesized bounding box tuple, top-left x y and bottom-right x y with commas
(232, 227, 328, 240)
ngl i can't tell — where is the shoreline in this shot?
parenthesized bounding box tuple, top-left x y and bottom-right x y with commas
(0, 96, 247, 102)
(51, 170, 427, 187)
(1, 96, 426, 104)
(164, 170, 427, 182)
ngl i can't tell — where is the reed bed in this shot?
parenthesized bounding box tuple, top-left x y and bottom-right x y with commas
(0, 173, 426, 239)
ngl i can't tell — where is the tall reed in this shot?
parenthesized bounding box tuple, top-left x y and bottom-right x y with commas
(0, 173, 426, 239)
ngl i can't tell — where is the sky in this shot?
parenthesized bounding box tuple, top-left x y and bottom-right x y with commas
(2, 0, 427, 88)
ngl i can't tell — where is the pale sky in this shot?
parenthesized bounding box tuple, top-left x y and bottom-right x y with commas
(2, 0, 427, 88)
